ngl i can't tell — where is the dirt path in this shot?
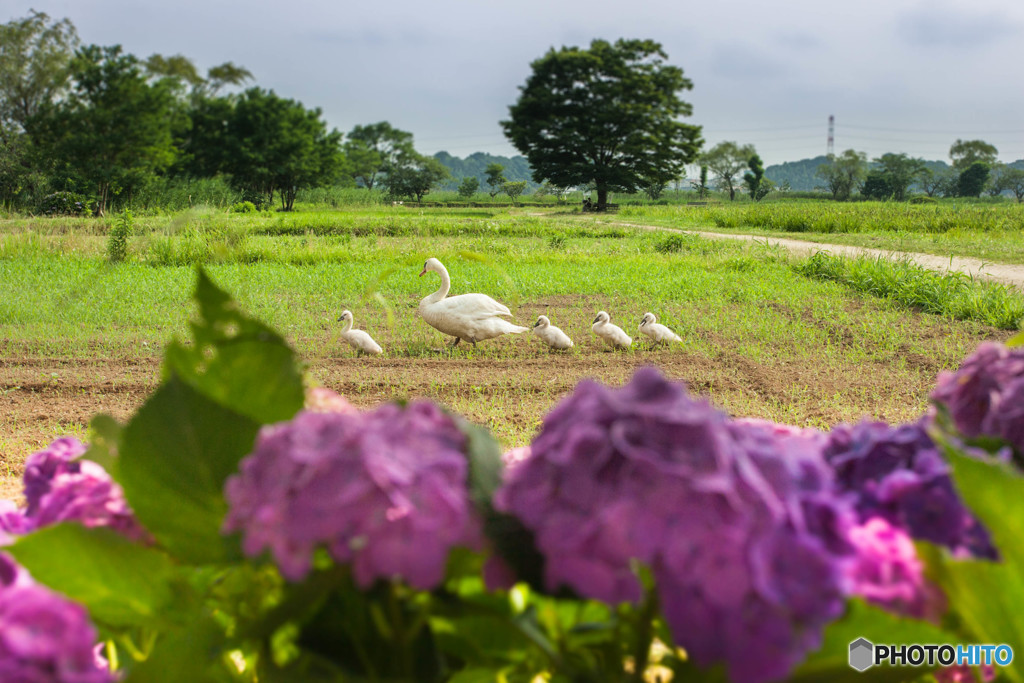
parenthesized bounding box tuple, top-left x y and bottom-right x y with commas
(606, 220, 1024, 289)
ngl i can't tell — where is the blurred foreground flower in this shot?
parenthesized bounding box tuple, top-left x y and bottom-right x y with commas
(4, 438, 148, 543)
(822, 420, 995, 559)
(931, 341, 1024, 458)
(497, 367, 851, 683)
(224, 401, 482, 587)
(843, 517, 942, 620)
(0, 553, 113, 683)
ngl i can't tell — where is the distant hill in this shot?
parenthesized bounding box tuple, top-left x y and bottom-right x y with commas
(432, 151, 538, 191)
(763, 156, 829, 192)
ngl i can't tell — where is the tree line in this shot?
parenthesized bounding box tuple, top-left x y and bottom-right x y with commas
(0, 11, 456, 214)
(4, 13, 1018, 215)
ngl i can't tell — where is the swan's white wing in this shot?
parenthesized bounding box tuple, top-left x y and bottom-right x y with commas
(429, 293, 512, 319)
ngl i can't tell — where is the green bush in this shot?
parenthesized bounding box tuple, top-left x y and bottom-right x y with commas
(230, 201, 257, 214)
(909, 196, 938, 205)
(36, 191, 88, 216)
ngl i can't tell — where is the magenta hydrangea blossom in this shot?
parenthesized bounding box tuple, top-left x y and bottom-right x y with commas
(843, 517, 941, 619)
(931, 341, 1024, 456)
(9, 439, 148, 543)
(0, 553, 113, 683)
(822, 420, 996, 559)
(223, 401, 482, 588)
(23, 437, 88, 516)
(496, 368, 852, 683)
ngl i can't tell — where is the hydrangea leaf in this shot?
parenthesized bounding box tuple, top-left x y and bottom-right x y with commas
(118, 375, 254, 564)
(450, 414, 503, 513)
(946, 448, 1024, 572)
(1007, 330, 1024, 348)
(6, 524, 184, 629)
(83, 413, 121, 478)
(790, 599, 959, 682)
(163, 268, 304, 425)
(120, 614, 229, 683)
(919, 543, 1024, 683)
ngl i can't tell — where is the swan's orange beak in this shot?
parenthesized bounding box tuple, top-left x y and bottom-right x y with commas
(418, 268, 427, 277)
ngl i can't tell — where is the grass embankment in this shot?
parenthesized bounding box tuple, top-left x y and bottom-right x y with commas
(619, 202, 1024, 265)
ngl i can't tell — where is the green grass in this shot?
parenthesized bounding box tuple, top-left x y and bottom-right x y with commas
(617, 201, 1024, 264)
(793, 251, 1024, 330)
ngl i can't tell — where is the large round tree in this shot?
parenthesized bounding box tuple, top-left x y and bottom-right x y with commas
(502, 38, 702, 209)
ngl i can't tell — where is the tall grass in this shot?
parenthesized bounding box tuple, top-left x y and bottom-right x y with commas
(622, 202, 1024, 235)
(793, 251, 1024, 330)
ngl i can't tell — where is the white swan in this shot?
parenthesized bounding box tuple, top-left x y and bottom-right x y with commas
(418, 257, 528, 346)
(592, 311, 632, 350)
(337, 310, 383, 355)
(639, 312, 682, 345)
(532, 315, 574, 350)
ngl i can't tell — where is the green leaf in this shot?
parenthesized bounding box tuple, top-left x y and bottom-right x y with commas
(121, 614, 231, 683)
(118, 375, 256, 564)
(946, 448, 1024, 572)
(83, 413, 122, 477)
(163, 268, 304, 425)
(450, 414, 504, 513)
(920, 542, 1024, 683)
(448, 668, 504, 683)
(1007, 330, 1024, 348)
(790, 599, 960, 682)
(7, 524, 182, 629)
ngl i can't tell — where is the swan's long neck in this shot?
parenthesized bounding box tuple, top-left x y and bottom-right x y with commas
(424, 264, 451, 304)
(341, 317, 353, 334)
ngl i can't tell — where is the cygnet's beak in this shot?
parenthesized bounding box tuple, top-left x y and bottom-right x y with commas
(337, 315, 343, 322)
(640, 318, 647, 326)
(593, 316, 600, 324)
(532, 320, 540, 327)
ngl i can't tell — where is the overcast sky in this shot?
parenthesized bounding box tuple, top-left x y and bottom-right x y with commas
(18, 0, 1024, 167)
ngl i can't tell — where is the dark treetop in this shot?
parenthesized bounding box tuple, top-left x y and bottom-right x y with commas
(502, 38, 702, 208)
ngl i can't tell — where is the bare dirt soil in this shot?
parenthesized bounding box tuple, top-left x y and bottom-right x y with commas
(3, 310, 1010, 500)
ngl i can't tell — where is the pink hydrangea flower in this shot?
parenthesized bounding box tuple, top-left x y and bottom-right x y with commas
(224, 401, 482, 588)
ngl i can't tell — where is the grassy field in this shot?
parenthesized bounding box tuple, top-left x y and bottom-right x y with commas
(1, 203, 1020, 498)
(618, 201, 1024, 264)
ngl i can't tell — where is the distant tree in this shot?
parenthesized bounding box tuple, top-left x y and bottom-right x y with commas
(457, 176, 479, 199)
(873, 153, 926, 201)
(143, 54, 252, 101)
(484, 163, 506, 197)
(956, 161, 990, 198)
(704, 141, 755, 201)
(1002, 168, 1024, 203)
(985, 164, 1009, 197)
(919, 167, 958, 198)
(344, 121, 415, 190)
(742, 153, 767, 201)
(690, 164, 710, 199)
(217, 88, 345, 210)
(28, 45, 180, 214)
(383, 155, 450, 202)
(532, 182, 550, 200)
(503, 38, 701, 209)
(861, 170, 891, 200)
(815, 149, 867, 201)
(502, 179, 528, 204)
(949, 139, 998, 170)
(0, 10, 79, 139)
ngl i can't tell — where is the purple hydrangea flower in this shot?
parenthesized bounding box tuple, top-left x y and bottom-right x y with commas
(822, 420, 996, 559)
(0, 553, 113, 683)
(931, 341, 1024, 455)
(223, 401, 482, 588)
(496, 368, 852, 683)
(8, 439, 149, 543)
(843, 517, 939, 619)
(23, 438, 88, 516)
(31, 461, 149, 543)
